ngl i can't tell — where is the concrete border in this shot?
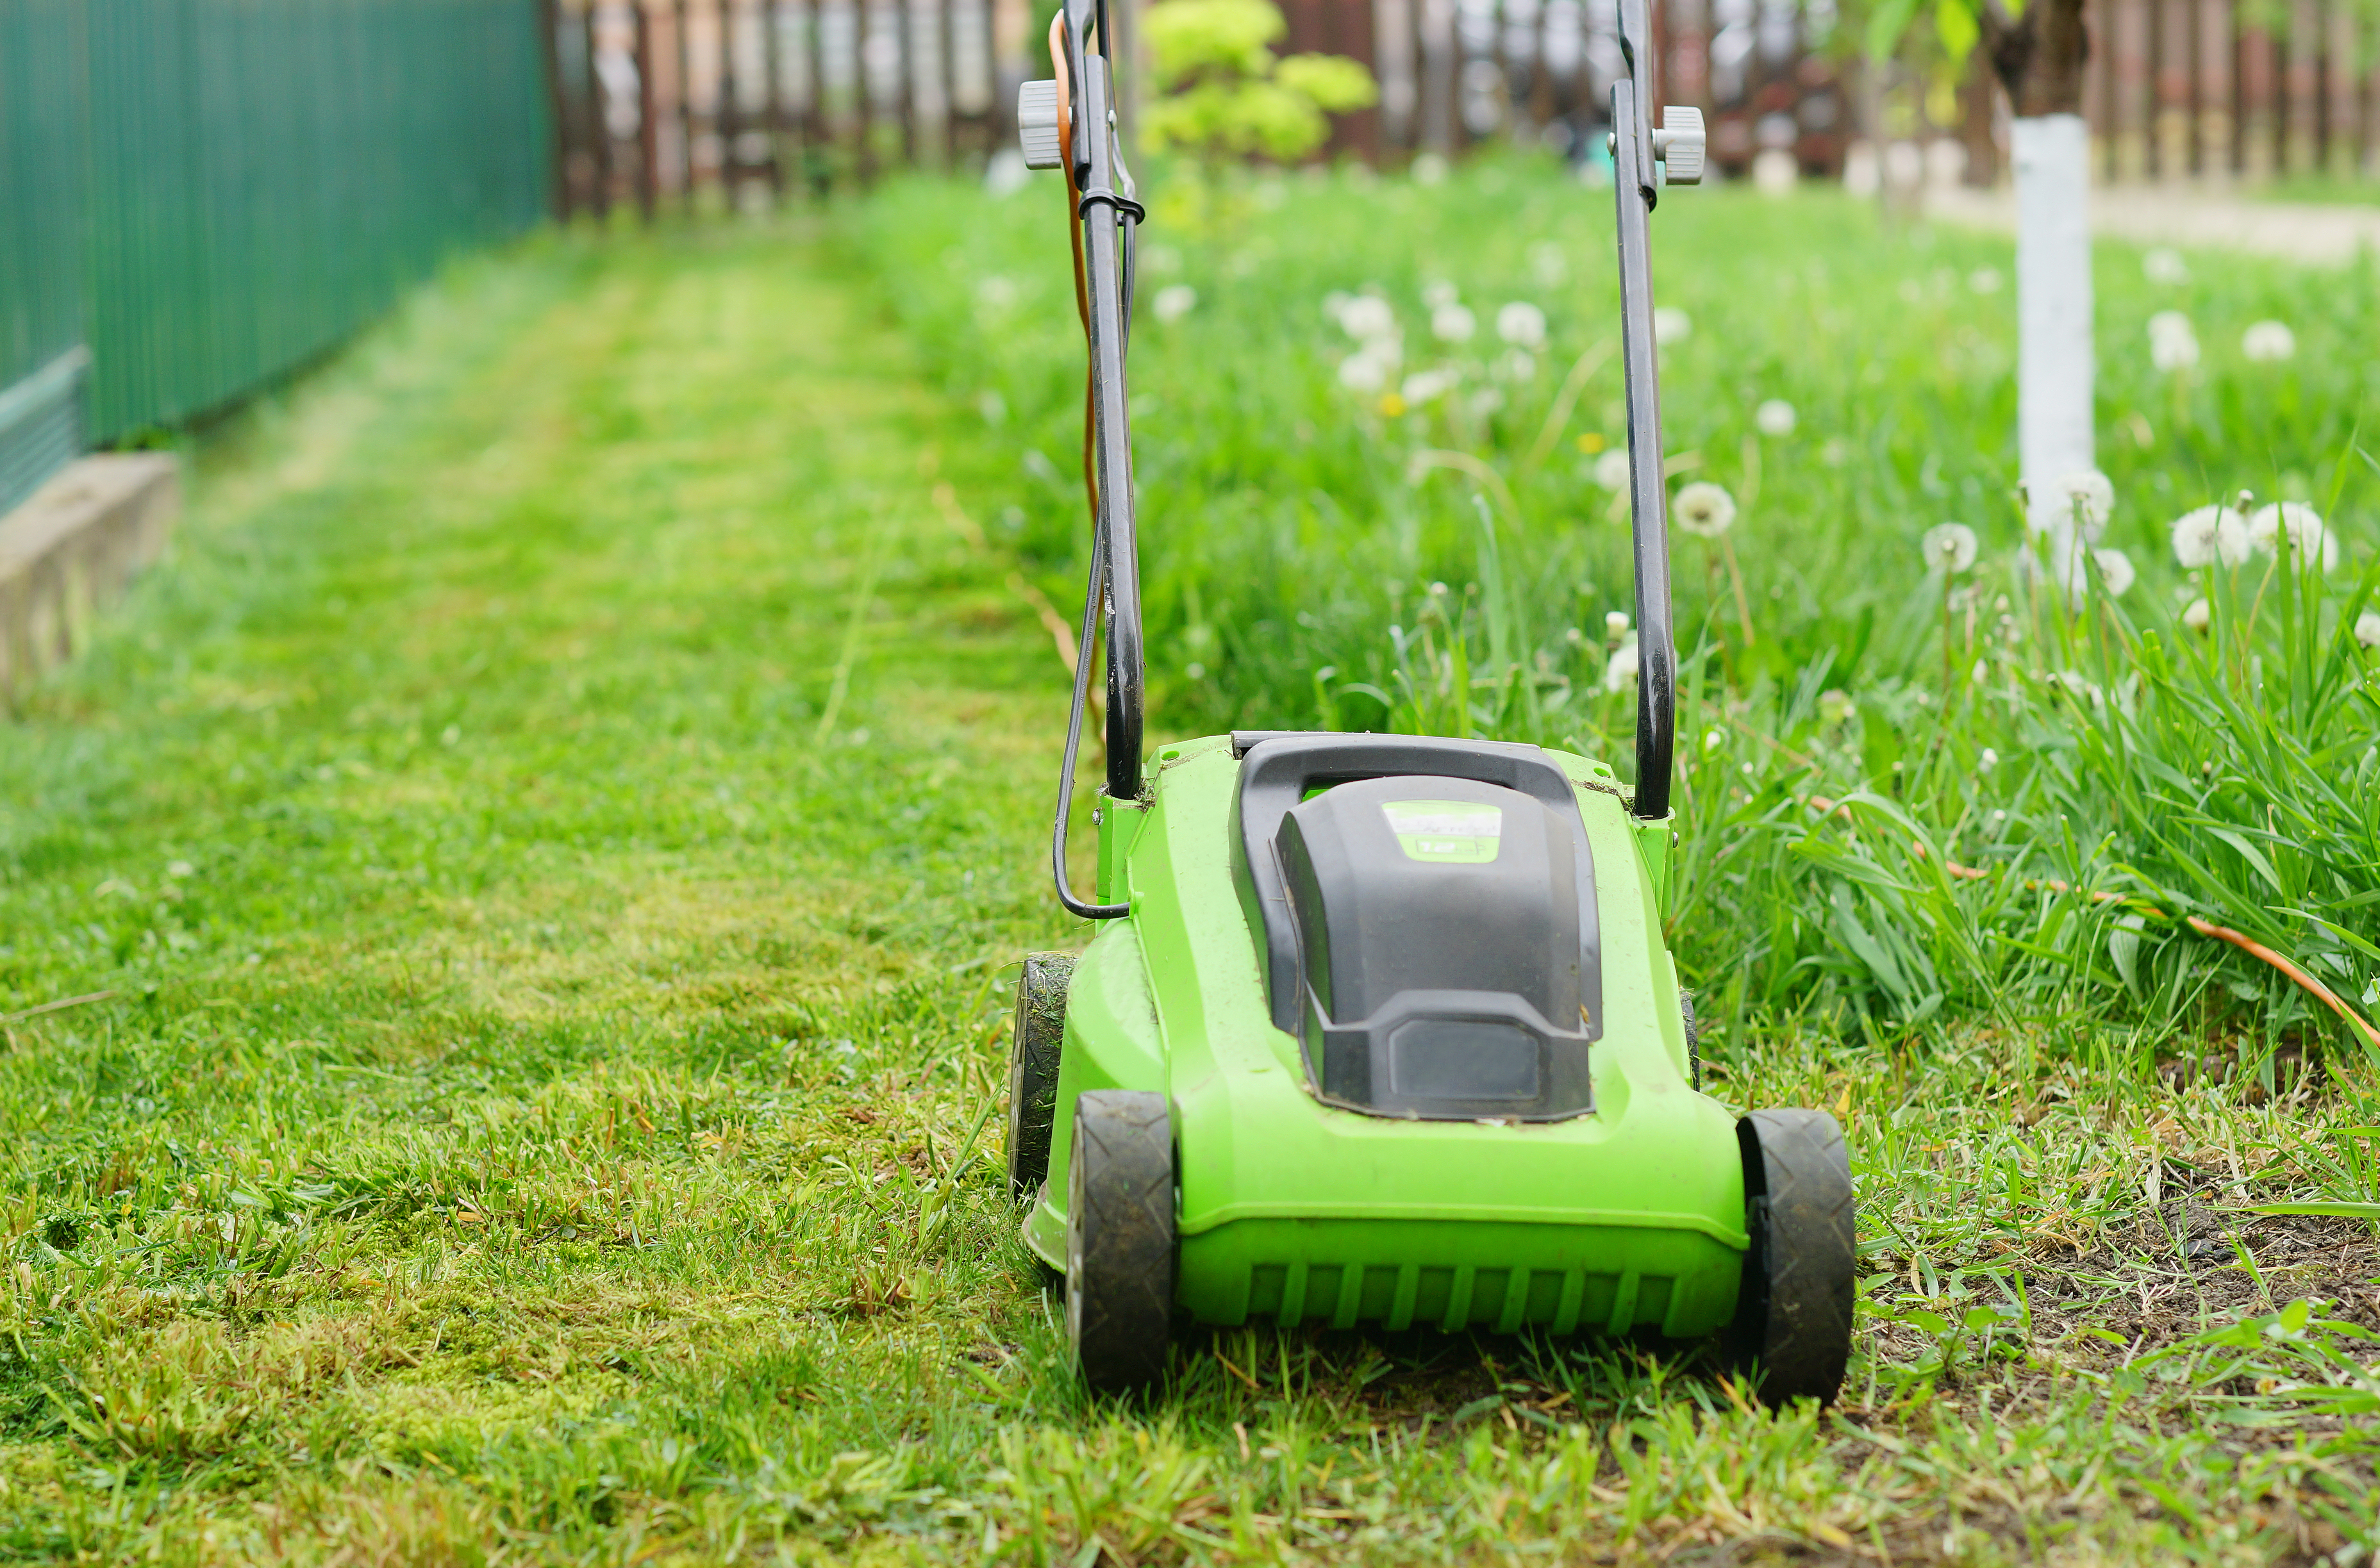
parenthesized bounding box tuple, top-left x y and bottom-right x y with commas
(0, 453, 180, 704)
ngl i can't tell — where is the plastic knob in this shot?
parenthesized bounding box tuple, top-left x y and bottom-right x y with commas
(1018, 80, 1064, 170)
(1653, 105, 1705, 186)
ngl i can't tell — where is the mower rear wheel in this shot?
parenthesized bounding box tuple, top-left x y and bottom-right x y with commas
(1006, 952, 1076, 1204)
(1730, 1108, 1856, 1407)
(1066, 1090, 1175, 1395)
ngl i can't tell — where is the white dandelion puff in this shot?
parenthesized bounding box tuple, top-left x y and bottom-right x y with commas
(2031, 470, 2115, 539)
(1603, 642, 1641, 693)
(1496, 301, 1548, 350)
(1400, 367, 1459, 404)
(2148, 310, 2200, 373)
(1673, 481, 1737, 538)
(1653, 307, 1692, 345)
(1337, 341, 1398, 393)
(2093, 548, 2137, 597)
(2170, 503, 2251, 570)
(2182, 596, 2212, 633)
(2242, 320, 2297, 362)
(1431, 303, 1477, 343)
(1337, 295, 1399, 342)
(2356, 610, 2380, 648)
(2249, 501, 2339, 571)
(1755, 399, 1797, 437)
(1593, 450, 1633, 491)
(1605, 609, 1632, 639)
(2143, 248, 2190, 286)
(1922, 522, 1980, 573)
(1153, 284, 1198, 324)
(1422, 280, 1461, 310)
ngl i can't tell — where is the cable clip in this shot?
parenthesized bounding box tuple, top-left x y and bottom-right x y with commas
(1077, 186, 1146, 223)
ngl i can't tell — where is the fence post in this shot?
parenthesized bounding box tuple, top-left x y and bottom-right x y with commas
(636, 1, 660, 216)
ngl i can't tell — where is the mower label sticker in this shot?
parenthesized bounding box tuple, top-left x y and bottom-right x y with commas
(1381, 800, 1503, 863)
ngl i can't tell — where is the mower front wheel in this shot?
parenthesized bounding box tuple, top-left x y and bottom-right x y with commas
(1066, 1090, 1175, 1395)
(1006, 952, 1076, 1204)
(1730, 1108, 1856, 1407)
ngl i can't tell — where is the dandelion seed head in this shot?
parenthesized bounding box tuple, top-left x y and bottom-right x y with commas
(2182, 596, 2213, 633)
(1337, 295, 1399, 342)
(2357, 610, 2380, 649)
(2148, 310, 2200, 373)
(1400, 367, 1458, 404)
(1337, 344, 1395, 393)
(1496, 301, 1548, 350)
(2242, 320, 2298, 362)
(2032, 470, 2115, 539)
(1978, 747, 1999, 772)
(2093, 547, 2137, 597)
(1152, 284, 1198, 324)
(2169, 505, 2250, 570)
(1602, 642, 1641, 693)
(1593, 450, 1633, 491)
(1755, 399, 1797, 437)
(2249, 501, 2339, 571)
(1673, 480, 1737, 538)
(1605, 609, 1632, 638)
(1653, 307, 1692, 345)
(1922, 522, 1980, 574)
(1431, 303, 1477, 343)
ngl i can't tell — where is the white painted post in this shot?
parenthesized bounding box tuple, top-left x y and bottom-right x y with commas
(2012, 112, 2096, 532)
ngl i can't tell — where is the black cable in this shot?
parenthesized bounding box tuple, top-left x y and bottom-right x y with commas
(1052, 525, 1127, 919)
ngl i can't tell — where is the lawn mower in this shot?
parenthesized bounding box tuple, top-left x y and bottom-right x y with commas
(1004, 0, 1855, 1403)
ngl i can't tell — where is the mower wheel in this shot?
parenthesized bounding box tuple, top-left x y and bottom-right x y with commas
(1066, 1090, 1175, 1395)
(1730, 1108, 1856, 1407)
(1007, 952, 1077, 1204)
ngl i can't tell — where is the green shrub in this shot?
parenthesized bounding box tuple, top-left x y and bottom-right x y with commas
(1141, 0, 1378, 165)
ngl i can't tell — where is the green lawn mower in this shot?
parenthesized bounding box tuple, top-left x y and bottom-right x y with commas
(1005, 0, 1855, 1403)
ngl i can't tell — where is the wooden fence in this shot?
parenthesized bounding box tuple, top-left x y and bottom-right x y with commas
(543, 0, 2380, 214)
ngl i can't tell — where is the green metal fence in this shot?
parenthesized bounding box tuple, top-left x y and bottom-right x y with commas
(0, 0, 552, 515)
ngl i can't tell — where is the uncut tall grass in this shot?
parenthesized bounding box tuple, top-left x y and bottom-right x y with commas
(864, 157, 2380, 1067)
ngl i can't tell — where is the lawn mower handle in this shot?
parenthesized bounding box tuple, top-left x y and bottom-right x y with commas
(1612, 0, 1677, 823)
(1042, 0, 1145, 919)
(1062, 0, 1147, 809)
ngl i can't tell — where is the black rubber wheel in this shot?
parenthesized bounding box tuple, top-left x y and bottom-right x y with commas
(1729, 1108, 1856, 1407)
(1066, 1089, 1175, 1395)
(1006, 951, 1076, 1204)
(1680, 987, 1701, 1090)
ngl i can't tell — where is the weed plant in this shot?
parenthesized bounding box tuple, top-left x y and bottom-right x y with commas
(864, 157, 2380, 1064)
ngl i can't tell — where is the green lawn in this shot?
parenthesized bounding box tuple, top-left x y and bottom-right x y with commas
(0, 205, 2375, 1564)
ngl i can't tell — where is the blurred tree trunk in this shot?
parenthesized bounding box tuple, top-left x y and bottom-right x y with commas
(1982, 0, 2096, 540)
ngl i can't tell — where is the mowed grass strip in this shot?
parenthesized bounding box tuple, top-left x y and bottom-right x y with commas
(0, 222, 2371, 1564)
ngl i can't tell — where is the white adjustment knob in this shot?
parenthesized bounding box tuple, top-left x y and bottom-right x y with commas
(1652, 105, 1705, 186)
(1018, 79, 1064, 170)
